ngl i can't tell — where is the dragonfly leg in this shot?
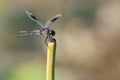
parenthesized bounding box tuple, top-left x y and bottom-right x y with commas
(45, 35, 49, 46)
(44, 35, 53, 46)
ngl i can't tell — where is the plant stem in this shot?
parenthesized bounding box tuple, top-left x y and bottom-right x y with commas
(46, 38, 56, 80)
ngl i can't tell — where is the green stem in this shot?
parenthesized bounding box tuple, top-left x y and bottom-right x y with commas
(46, 38, 56, 80)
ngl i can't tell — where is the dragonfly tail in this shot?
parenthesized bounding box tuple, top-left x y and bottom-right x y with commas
(13, 31, 40, 39)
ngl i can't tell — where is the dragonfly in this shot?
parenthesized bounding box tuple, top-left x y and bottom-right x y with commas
(14, 10, 61, 45)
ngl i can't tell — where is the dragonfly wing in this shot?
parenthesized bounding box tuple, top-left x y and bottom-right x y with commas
(25, 10, 44, 28)
(44, 14, 61, 28)
(14, 30, 41, 38)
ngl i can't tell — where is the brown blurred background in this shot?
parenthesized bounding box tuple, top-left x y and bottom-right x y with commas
(0, 0, 120, 80)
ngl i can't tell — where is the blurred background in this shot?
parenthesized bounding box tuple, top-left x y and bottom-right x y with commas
(0, 0, 120, 80)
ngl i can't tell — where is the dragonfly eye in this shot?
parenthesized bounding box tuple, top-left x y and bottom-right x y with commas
(50, 30, 55, 36)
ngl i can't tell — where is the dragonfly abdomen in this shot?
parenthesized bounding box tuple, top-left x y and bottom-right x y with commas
(14, 30, 41, 39)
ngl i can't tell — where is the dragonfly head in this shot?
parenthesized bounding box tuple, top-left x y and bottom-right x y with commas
(50, 30, 55, 36)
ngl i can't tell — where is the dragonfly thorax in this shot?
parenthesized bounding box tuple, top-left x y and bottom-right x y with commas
(40, 28, 55, 37)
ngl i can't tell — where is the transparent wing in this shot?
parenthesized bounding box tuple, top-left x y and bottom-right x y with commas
(44, 14, 61, 28)
(14, 30, 41, 38)
(25, 10, 44, 28)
